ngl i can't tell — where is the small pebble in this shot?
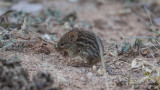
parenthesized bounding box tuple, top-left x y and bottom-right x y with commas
(92, 65, 97, 71)
(81, 68, 86, 73)
(98, 68, 104, 75)
(87, 72, 93, 79)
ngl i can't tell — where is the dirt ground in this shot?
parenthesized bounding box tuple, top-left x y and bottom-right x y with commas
(0, 0, 160, 90)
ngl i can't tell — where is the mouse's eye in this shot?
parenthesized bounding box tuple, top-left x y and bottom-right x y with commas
(61, 43, 64, 46)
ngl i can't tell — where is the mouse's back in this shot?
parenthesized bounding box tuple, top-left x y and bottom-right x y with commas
(56, 27, 104, 64)
(72, 28, 104, 64)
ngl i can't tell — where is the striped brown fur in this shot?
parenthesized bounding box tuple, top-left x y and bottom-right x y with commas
(56, 27, 104, 65)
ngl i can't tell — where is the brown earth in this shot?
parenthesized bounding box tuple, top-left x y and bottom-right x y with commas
(0, 0, 160, 90)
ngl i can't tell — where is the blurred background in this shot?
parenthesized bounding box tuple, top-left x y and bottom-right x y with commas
(0, 0, 160, 90)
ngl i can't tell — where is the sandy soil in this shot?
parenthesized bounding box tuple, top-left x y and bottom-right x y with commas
(1, 0, 160, 90)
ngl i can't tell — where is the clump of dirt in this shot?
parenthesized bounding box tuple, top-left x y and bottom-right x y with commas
(31, 39, 55, 55)
(0, 56, 29, 90)
(27, 70, 58, 90)
(0, 56, 59, 90)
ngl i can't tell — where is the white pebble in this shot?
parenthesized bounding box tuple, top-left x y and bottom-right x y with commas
(87, 72, 93, 79)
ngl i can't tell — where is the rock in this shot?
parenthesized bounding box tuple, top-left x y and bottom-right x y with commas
(87, 72, 93, 79)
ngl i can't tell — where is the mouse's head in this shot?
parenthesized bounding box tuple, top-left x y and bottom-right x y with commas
(56, 30, 79, 53)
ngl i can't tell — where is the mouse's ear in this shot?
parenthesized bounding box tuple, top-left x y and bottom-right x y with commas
(68, 31, 78, 42)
